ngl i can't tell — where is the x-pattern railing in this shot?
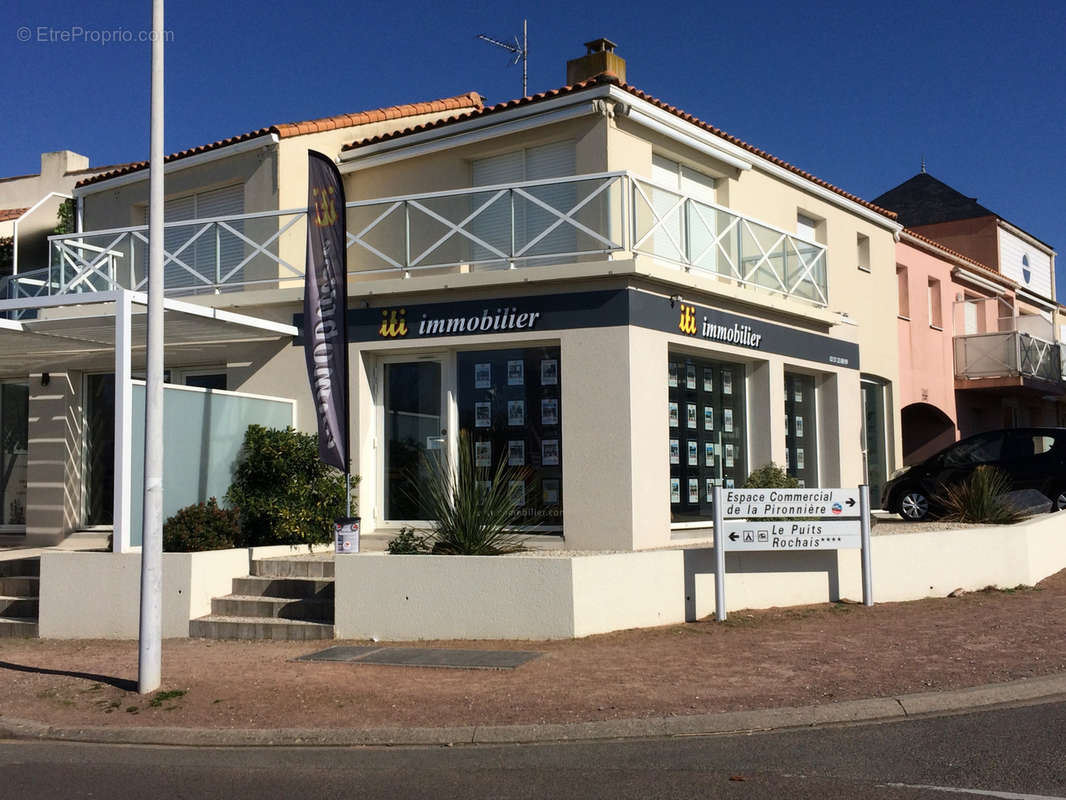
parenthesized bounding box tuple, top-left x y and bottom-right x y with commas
(630, 176, 827, 306)
(1019, 334, 1061, 382)
(30, 171, 829, 307)
(955, 330, 1063, 384)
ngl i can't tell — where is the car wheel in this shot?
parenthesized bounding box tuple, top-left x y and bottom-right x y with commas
(1050, 486, 1066, 512)
(898, 488, 931, 521)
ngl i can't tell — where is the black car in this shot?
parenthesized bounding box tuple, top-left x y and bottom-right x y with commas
(881, 427, 1066, 521)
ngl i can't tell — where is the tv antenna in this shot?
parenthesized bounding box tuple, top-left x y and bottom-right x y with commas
(477, 19, 528, 97)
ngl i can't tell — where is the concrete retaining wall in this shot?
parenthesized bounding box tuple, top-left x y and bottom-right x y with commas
(35, 514, 1066, 640)
(333, 551, 685, 640)
(39, 545, 325, 639)
(687, 513, 1066, 618)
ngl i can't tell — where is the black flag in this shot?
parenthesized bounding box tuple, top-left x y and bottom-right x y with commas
(303, 150, 348, 471)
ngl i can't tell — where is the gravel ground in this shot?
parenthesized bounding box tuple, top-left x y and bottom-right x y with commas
(1, 568, 1063, 732)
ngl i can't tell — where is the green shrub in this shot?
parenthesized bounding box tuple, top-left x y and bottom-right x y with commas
(743, 463, 800, 489)
(225, 425, 356, 547)
(936, 466, 1026, 524)
(163, 498, 240, 552)
(386, 526, 431, 554)
(411, 431, 528, 555)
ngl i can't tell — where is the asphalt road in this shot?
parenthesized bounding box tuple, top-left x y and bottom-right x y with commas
(2, 701, 1064, 799)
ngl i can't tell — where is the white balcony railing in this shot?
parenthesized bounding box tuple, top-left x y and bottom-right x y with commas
(954, 331, 1063, 384)
(0, 172, 829, 310)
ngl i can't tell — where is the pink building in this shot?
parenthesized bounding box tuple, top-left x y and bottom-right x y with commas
(879, 172, 1065, 464)
(895, 230, 1019, 464)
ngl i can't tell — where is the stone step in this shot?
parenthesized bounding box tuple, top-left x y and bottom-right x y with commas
(0, 558, 40, 578)
(188, 616, 334, 641)
(231, 575, 334, 600)
(0, 596, 38, 618)
(252, 558, 335, 579)
(211, 594, 334, 623)
(0, 617, 38, 638)
(0, 576, 38, 597)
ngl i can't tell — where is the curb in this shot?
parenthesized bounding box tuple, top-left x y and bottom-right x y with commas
(2, 672, 1065, 748)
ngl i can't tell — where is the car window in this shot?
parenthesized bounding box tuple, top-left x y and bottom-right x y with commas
(1004, 432, 1058, 460)
(942, 433, 1003, 467)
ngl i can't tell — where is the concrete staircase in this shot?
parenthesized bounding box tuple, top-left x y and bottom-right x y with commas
(189, 556, 335, 640)
(0, 557, 39, 638)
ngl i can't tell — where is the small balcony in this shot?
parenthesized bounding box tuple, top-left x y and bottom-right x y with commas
(0, 172, 828, 312)
(954, 330, 1065, 385)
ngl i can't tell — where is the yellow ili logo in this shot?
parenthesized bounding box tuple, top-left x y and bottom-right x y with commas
(379, 308, 408, 338)
(311, 185, 338, 228)
(679, 303, 697, 335)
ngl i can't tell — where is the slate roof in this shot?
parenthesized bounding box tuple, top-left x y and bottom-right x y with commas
(872, 172, 996, 227)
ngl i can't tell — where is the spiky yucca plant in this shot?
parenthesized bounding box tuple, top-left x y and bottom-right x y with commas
(414, 431, 529, 555)
(936, 466, 1026, 524)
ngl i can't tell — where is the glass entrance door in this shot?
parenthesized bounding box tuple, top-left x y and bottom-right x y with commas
(0, 383, 29, 530)
(84, 374, 116, 526)
(383, 360, 444, 520)
(861, 378, 888, 504)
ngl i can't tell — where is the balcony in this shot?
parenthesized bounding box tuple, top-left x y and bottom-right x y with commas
(954, 330, 1065, 385)
(0, 172, 828, 311)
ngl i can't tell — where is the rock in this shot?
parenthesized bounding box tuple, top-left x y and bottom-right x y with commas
(999, 489, 1052, 516)
(947, 588, 967, 598)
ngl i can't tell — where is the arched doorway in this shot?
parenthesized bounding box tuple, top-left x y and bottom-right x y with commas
(902, 402, 956, 465)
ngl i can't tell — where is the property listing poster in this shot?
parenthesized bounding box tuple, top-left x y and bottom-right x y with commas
(457, 347, 562, 526)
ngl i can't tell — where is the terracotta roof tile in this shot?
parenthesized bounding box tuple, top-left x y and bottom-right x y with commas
(0, 207, 30, 222)
(901, 227, 1016, 289)
(76, 92, 484, 189)
(343, 74, 897, 222)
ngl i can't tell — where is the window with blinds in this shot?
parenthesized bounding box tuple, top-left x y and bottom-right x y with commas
(470, 141, 576, 265)
(141, 184, 244, 291)
(649, 154, 717, 266)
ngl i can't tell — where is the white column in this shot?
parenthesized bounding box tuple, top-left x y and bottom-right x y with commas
(139, 0, 165, 695)
(112, 290, 133, 552)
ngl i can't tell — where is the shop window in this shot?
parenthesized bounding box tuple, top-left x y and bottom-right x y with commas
(784, 373, 818, 487)
(457, 347, 562, 527)
(897, 265, 909, 318)
(668, 355, 746, 522)
(857, 233, 870, 272)
(182, 372, 227, 391)
(928, 278, 942, 329)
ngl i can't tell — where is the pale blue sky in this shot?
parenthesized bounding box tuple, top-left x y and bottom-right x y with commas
(3, 0, 1064, 296)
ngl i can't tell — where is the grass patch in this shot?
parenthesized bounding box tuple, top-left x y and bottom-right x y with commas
(979, 584, 1035, 595)
(149, 689, 186, 708)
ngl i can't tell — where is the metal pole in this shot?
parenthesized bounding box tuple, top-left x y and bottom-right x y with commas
(139, 0, 165, 695)
(713, 485, 726, 622)
(859, 484, 873, 607)
(522, 19, 527, 97)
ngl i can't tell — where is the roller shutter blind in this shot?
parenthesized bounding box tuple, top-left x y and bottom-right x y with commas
(471, 142, 576, 264)
(141, 184, 244, 290)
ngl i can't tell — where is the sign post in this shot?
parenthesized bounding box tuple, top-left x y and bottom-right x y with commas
(712, 485, 873, 621)
(712, 486, 725, 622)
(860, 485, 873, 607)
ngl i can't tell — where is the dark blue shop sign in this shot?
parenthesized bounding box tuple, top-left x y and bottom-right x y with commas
(293, 289, 859, 370)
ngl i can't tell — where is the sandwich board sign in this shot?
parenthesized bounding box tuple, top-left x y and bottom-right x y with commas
(711, 486, 874, 621)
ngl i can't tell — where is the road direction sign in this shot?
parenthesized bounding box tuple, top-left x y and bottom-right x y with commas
(721, 488, 860, 519)
(720, 519, 861, 551)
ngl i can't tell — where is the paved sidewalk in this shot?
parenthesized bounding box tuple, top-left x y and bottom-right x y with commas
(1, 568, 1064, 746)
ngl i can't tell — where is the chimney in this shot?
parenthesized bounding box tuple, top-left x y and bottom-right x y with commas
(40, 150, 89, 178)
(566, 38, 626, 85)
